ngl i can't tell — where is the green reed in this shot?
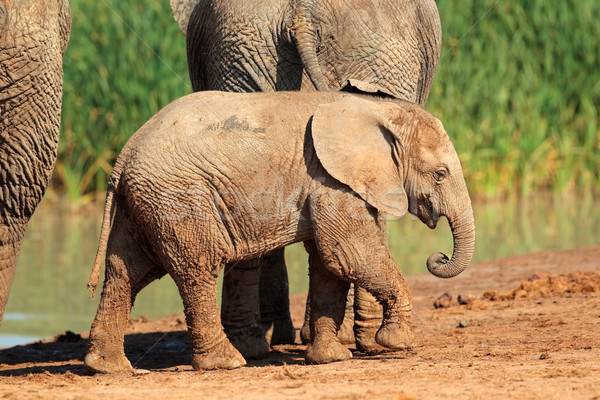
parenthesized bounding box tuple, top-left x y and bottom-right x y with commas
(428, 0, 600, 198)
(58, 0, 190, 200)
(56, 0, 600, 200)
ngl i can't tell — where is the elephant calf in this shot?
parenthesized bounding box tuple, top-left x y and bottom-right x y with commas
(85, 91, 475, 373)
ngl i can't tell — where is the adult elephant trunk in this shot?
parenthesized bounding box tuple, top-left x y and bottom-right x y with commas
(426, 200, 476, 279)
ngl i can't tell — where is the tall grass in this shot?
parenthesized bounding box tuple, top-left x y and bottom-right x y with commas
(428, 0, 600, 198)
(56, 0, 600, 200)
(58, 0, 190, 200)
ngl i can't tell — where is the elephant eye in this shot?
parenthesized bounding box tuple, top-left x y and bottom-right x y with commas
(434, 168, 448, 182)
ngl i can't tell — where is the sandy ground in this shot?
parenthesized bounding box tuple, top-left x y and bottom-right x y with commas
(1, 244, 599, 399)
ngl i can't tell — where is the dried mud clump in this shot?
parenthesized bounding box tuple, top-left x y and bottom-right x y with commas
(482, 271, 600, 301)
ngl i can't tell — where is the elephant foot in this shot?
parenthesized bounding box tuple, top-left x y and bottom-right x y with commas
(354, 330, 384, 353)
(299, 320, 353, 345)
(375, 320, 417, 350)
(337, 316, 355, 345)
(354, 319, 383, 352)
(84, 349, 132, 374)
(226, 326, 270, 359)
(265, 318, 296, 345)
(299, 322, 310, 345)
(305, 338, 352, 365)
(191, 339, 247, 370)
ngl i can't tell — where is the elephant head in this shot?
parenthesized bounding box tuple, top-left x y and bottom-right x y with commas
(0, 0, 71, 323)
(311, 96, 475, 279)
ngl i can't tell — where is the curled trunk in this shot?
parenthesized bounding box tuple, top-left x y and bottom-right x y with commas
(426, 204, 476, 279)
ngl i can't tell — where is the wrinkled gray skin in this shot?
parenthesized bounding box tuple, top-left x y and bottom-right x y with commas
(84, 91, 475, 372)
(0, 0, 71, 324)
(171, 0, 442, 351)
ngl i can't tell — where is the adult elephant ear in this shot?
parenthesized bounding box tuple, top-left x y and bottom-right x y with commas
(311, 95, 408, 217)
(171, 0, 198, 35)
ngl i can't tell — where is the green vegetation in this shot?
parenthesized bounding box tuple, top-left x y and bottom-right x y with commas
(57, 0, 600, 200)
(429, 1, 600, 198)
(59, 0, 190, 200)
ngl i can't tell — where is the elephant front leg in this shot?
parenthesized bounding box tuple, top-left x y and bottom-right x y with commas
(361, 254, 416, 351)
(303, 240, 353, 364)
(221, 261, 269, 359)
(177, 270, 246, 370)
(312, 202, 416, 352)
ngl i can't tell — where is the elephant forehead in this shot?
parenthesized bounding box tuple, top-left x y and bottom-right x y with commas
(417, 137, 457, 167)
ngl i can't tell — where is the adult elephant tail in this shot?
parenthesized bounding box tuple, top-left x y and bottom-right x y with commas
(291, 0, 329, 91)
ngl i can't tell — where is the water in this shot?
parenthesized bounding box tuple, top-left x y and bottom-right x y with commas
(1, 194, 598, 348)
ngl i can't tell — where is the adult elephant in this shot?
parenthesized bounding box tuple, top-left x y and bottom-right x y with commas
(0, 0, 71, 324)
(171, 0, 442, 353)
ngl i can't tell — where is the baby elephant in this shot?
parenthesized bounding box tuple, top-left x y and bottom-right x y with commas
(84, 91, 475, 373)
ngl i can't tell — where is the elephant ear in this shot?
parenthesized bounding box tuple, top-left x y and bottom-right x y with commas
(171, 0, 197, 35)
(311, 96, 408, 217)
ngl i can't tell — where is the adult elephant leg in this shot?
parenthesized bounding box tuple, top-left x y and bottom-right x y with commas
(353, 285, 384, 352)
(303, 240, 352, 364)
(221, 260, 269, 358)
(257, 248, 295, 345)
(85, 210, 166, 374)
(300, 285, 356, 345)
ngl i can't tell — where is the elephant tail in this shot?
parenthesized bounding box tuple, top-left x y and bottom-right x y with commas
(87, 174, 119, 298)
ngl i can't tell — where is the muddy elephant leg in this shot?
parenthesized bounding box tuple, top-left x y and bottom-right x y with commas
(303, 240, 352, 364)
(85, 215, 166, 374)
(221, 260, 269, 358)
(312, 205, 416, 351)
(353, 285, 384, 352)
(353, 253, 416, 351)
(176, 267, 246, 370)
(258, 248, 295, 345)
(300, 285, 355, 345)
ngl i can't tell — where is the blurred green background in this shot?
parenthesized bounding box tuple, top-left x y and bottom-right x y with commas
(57, 0, 600, 201)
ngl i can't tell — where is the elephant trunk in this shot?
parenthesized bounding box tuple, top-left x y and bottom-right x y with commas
(426, 200, 475, 279)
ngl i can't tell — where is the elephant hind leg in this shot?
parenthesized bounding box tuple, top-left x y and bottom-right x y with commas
(174, 264, 246, 370)
(85, 211, 166, 374)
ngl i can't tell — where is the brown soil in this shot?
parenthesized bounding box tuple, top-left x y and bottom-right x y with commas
(1, 244, 600, 399)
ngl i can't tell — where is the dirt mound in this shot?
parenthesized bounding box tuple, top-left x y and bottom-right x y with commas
(431, 271, 600, 309)
(482, 271, 600, 301)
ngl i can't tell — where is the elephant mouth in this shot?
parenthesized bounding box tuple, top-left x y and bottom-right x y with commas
(426, 217, 438, 229)
(416, 196, 439, 229)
